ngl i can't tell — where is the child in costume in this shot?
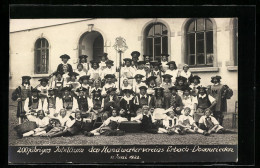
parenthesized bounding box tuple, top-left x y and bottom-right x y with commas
(101, 60, 116, 80)
(178, 107, 210, 136)
(158, 111, 183, 135)
(160, 74, 173, 109)
(56, 54, 73, 74)
(51, 71, 64, 98)
(101, 74, 117, 97)
(102, 88, 120, 120)
(145, 76, 157, 96)
(189, 75, 201, 97)
(131, 51, 140, 70)
(11, 76, 33, 124)
(133, 74, 146, 94)
(75, 63, 86, 78)
(165, 61, 179, 85)
(181, 86, 197, 117)
(179, 64, 192, 81)
(43, 87, 62, 118)
(24, 88, 44, 117)
(160, 53, 170, 73)
(121, 58, 135, 86)
(79, 55, 88, 73)
(36, 78, 49, 102)
(150, 61, 162, 86)
(120, 78, 133, 95)
(174, 76, 188, 97)
(87, 60, 102, 81)
(120, 89, 136, 120)
(99, 53, 108, 71)
(168, 86, 184, 115)
(65, 72, 80, 95)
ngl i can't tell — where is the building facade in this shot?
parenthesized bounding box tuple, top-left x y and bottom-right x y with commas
(9, 18, 238, 112)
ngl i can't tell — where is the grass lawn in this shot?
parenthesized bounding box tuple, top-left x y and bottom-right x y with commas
(8, 91, 238, 146)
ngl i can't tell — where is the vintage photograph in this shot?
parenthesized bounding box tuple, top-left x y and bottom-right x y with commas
(9, 18, 238, 158)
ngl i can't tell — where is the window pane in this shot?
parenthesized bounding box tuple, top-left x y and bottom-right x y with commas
(154, 43, 161, 58)
(42, 39, 46, 48)
(162, 25, 168, 35)
(154, 37, 161, 45)
(146, 38, 153, 55)
(189, 55, 195, 65)
(206, 19, 213, 30)
(206, 31, 213, 53)
(206, 53, 214, 65)
(45, 40, 49, 47)
(197, 53, 205, 64)
(36, 40, 41, 48)
(148, 27, 154, 37)
(188, 33, 195, 54)
(196, 19, 204, 31)
(188, 21, 195, 32)
(154, 24, 161, 35)
(162, 36, 168, 54)
(36, 50, 41, 64)
(196, 33, 204, 53)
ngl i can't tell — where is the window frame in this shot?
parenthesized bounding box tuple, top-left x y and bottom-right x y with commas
(186, 18, 214, 68)
(34, 38, 49, 74)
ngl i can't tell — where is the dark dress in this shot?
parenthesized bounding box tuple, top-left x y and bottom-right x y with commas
(120, 97, 136, 120)
(56, 63, 73, 74)
(141, 115, 158, 133)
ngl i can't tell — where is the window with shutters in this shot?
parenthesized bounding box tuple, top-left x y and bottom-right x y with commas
(34, 38, 49, 74)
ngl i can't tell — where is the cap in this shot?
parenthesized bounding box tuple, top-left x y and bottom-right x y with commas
(79, 75, 90, 81)
(192, 75, 201, 80)
(90, 60, 100, 64)
(166, 61, 177, 66)
(162, 74, 173, 79)
(197, 85, 207, 91)
(161, 53, 170, 57)
(134, 74, 145, 79)
(60, 54, 70, 59)
(102, 53, 108, 58)
(143, 55, 150, 58)
(61, 87, 72, 92)
(168, 86, 178, 91)
(76, 87, 88, 92)
(22, 76, 31, 80)
(176, 76, 187, 82)
(183, 64, 189, 68)
(38, 78, 49, 83)
(104, 74, 115, 79)
(68, 72, 79, 77)
(146, 76, 157, 82)
(123, 58, 132, 62)
(131, 51, 140, 58)
(182, 86, 192, 91)
(105, 60, 114, 65)
(211, 75, 222, 80)
(139, 85, 148, 90)
(122, 89, 134, 94)
(79, 55, 88, 59)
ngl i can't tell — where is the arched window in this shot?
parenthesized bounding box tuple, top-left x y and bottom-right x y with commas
(144, 23, 168, 61)
(186, 18, 214, 67)
(34, 38, 49, 74)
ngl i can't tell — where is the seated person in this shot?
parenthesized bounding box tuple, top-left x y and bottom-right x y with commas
(120, 78, 133, 95)
(198, 109, 225, 134)
(43, 87, 62, 118)
(120, 89, 136, 121)
(168, 86, 184, 115)
(101, 74, 117, 97)
(102, 88, 120, 120)
(75, 87, 93, 119)
(158, 111, 183, 135)
(178, 107, 210, 136)
(36, 78, 49, 101)
(87, 108, 127, 136)
(24, 88, 43, 117)
(59, 87, 79, 117)
(22, 110, 50, 137)
(146, 76, 157, 96)
(65, 72, 80, 95)
(131, 105, 159, 134)
(75, 63, 86, 78)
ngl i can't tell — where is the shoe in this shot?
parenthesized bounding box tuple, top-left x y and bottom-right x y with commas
(167, 131, 175, 135)
(217, 129, 224, 134)
(17, 133, 23, 139)
(87, 132, 94, 137)
(179, 130, 186, 135)
(203, 131, 210, 136)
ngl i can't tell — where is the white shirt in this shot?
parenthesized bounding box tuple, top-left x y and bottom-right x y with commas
(182, 95, 198, 110)
(42, 96, 63, 114)
(24, 97, 43, 113)
(57, 115, 70, 127)
(165, 69, 179, 84)
(35, 117, 50, 128)
(163, 116, 179, 129)
(161, 61, 168, 71)
(57, 95, 79, 111)
(37, 85, 49, 96)
(180, 70, 192, 79)
(101, 67, 116, 79)
(101, 83, 117, 96)
(103, 116, 128, 126)
(134, 69, 146, 79)
(178, 115, 195, 126)
(75, 70, 87, 77)
(87, 68, 101, 80)
(131, 113, 155, 123)
(199, 115, 219, 126)
(198, 94, 215, 103)
(121, 66, 135, 78)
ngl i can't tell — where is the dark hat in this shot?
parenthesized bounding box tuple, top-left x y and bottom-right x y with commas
(53, 71, 64, 76)
(134, 74, 144, 79)
(79, 75, 90, 81)
(139, 85, 148, 90)
(143, 55, 150, 58)
(104, 74, 115, 79)
(123, 58, 132, 62)
(137, 61, 145, 65)
(31, 88, 41, 93)
(122, 89, 134, 94)
(150, 61, 161, 66)
(162, 74, 173, 79)
(161, 53, 170, 57)
(38, 78, 49, 83)
(91, 89, 102, 93)
(102, 53, 108, 58)
(211, 75, 222, 80)
(48, 87, 57, 91)
(166, 61, 177, 66)
(106, 87, 117, 94)
(131, 51, 140, 57)
(22, 76, 31, 80)
(105, 60, 114, 65)
(183, 64, 189, 68)
(61, 87, 72, 92)
(168, 86, 178, 91)
(76, 87, 88, 92)
(146, 76, 157, 83)
(79, 55, 88, 59)
(60, 54, 70, 59)
(90, 60, 100, 64)
(197, 85, 207, 91)
(154, 87, 164, 91)
(176, 76, 187, 82)
(192, 75, 201, 80)
(182, 86, 192, 91)
(68, 72, 79, 77)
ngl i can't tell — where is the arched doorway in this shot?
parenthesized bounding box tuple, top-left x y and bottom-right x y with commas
(78, 31, 104, 62)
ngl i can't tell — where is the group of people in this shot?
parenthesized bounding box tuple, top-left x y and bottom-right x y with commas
(12, 51, 233, 138)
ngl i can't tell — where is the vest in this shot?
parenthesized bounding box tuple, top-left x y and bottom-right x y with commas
(77, 97, 89, 111)
(155, 97, 164, 108)
(197, 95, 211, 109)
(63, 96, 73, 110)
(47, 96, 56, 109)
(20, 86, 31, 100)
(141, 115, 153, 131)
(28, 97, 39, 109)
(93, 98, 102, 110)
(138, 95, 150, 107)
(55, 80, 63, 90)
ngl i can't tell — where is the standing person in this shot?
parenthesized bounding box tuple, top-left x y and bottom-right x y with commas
(145, 76, 157, 96)
(189, 75, 201, 97)
(165, 61, 179, 85)
(207, 75, 233, 125)
(178, 107, 210, 136)
(120, 78, 133, 95)
(134, 61, 146, 78)
(99, 53, 108, 71)
(56, 54, 73, 74)
(24, 88, 43, 116)
(150, 61, 163, 86)
(59, 87, 78, 117)
(11, 76, 33, 124)
(168, 86, 184, 115)
(90, 89, 104, 122)
(120, 89, 136, 121)
(181, 86, 198, 117)
(75, 87, 93, 120)
(43, 88, 62, 118)
(36, 78, 49, 102)
(75, 63, 86, 78)
(195, 86, 217, 125)
(121, 58, 135, 86)
(160, 74, 173, 109)
(160, 53, 170, 73)
(51, 71, 64, 98)
(79, 55, 88, 73)
(131, 51, 140, 69)
(143, 55, 151, 68)
(133, 74, 146, 94)
(134, 85, 155, 115)
(179, 64, 192, 82)
(174, 76, 188, 97)
(101, 60, 116, 80)
(87, 60, 101, 81)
